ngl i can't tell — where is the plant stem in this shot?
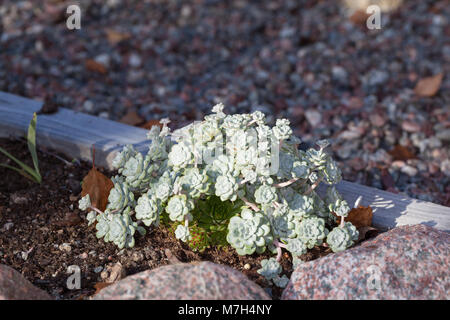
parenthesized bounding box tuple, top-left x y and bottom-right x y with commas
(273, 239, 285, 262)
(274, 177, 299, 188)
(339, 216, 345, 228)
(239, 195, 260, 212)
(89, 206, 104, 215)
(305, 177, 322, 195)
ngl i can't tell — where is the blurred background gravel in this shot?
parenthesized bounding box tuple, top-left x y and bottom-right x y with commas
(0, 0, 449, 205)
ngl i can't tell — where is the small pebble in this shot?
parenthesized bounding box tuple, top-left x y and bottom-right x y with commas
(2, 222, 14, 231)
(94, 266, 103, 273)
(401, 165, 418, 177)
(79, 252, 88, 259)
(59, 243, 72, 253)
(243, 263, 251, 270)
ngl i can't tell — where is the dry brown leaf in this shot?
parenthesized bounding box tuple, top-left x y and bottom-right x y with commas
(336, 205, 373, 228)
(81, 167, 113, 212)
(105, 29, 130, 45)
(357, 226, 379, 242)
(388, 144, 416, 161)
(414, 73, 443, 97)
(85, 59, 107, 74)
(140, 119, 164, 130)
(349, 9, 369, 25)
(120, 111, 144, 126)
(93, 282, 113, 294)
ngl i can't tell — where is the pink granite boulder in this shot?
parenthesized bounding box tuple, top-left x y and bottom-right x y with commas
(94, 261, 270, 300)
(0, 264, 52, 300)
(282, 224, 449, 300)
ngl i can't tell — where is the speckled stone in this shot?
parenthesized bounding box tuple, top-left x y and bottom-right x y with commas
(94, 261, 270, 300)
(282, 225, 449, 300)
(0, 264, 52, 300)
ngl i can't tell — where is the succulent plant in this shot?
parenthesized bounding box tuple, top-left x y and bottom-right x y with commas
(215, 174, 238, 201)
(181, 167, 210, 198)
(257, 257, 282, 280)
(296, 216, 328, 249)
(166, 194, 194, 222)
(272, 119, 292, 140)
(107, 176, 135, 212)
(121, 153, 153, 190)
(174, 224, 192, 242)
(273, 275, 290, 288)
(76, 104, 362, 286)
(78, 194, 91, 211)
(135, 192, 161, 227)
(288, 193, 315, 219)
(326, 186, 350, 217)
(254, 184, 278, 205)
(227, 208, 272, 255)
(257, 257, 288, 288)
(306, 147, 328, 170)
(95, 210, 145, 249)
(326, 222, 359, 252)
(291, 160, 310, 179)
(112, 145, 138, 171)
(86, 210, 96, 226)
(168, 143, 193, 169)
(285, 238, 308, 256)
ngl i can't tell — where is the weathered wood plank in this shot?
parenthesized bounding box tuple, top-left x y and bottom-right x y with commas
(0, 91, 149, 169)
(0, 91, 449, 231)
(316, 181, 450, 232)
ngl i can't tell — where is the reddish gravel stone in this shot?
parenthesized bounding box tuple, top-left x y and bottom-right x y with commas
(401, 121, 422, 133)
(0, 264, 52, 300)
(282, 225, 449, 300)
(94, 262, 270, 300)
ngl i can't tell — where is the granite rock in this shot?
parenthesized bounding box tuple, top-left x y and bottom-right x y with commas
(94, 261, 270, 300)
(0, 264, 52, 300)
(282, 225, 449, 300)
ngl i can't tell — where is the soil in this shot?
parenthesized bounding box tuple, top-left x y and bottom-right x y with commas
(0, 138, 367, 300)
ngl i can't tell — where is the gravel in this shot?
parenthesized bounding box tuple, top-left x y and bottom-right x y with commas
(0, 0, 448, 205)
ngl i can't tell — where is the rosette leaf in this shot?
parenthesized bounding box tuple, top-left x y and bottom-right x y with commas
(272, 119, 292, 140)
(135, 193, 161, 227)
(168, 143, 193, 169)
(326, 222, 359, 252)
(181, 167, 210, 198)
(166, 194, 194, 222)
(326, 186, 350, 217)
(254, 184, 277, 205)
(288, 193, 315, 219)
(295, 216, 328, 249)
(175, 225, 192, 242)
(306, 148, 328, 170)
(121, 153, 153, 189)
(226, 208, 272, 255)
(215, 174, 238, 201)
(112, 145, 138, 171)
(285, 238, 307, 256)
(78, 194, 91, 211)
(107, 177, 135, 212)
